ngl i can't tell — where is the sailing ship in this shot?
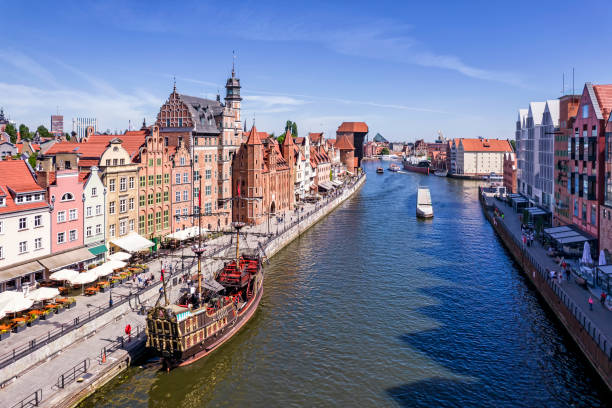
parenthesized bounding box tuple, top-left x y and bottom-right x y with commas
(416, 187, 434, 218)
(146, 222, 264, 369)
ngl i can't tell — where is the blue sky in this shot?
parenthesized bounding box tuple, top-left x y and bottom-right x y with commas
(2, 0, 612, 142)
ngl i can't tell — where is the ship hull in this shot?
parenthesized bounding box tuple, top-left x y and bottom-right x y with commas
(403, 162, 430, 175)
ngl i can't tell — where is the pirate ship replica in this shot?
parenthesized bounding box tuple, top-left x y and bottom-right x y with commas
(145, 222, 264, 368)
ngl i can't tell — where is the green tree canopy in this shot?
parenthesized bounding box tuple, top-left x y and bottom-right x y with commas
(510, 139, 516, 151)
(36, 125, 52, 139)
(284, 120, 298, 137)
(4, 123, 17, 144)
(65, 132, 71, 141)
(19, 124, 30, 140)
(28, 153, 38, 169)
(381, 147, 390, 155)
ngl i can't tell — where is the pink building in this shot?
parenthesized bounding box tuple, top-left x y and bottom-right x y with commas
(46, 170, 84, 253)
(171, 144, 193, 232)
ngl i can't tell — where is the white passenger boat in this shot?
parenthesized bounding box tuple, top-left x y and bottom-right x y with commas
(416, 187, 433, 219)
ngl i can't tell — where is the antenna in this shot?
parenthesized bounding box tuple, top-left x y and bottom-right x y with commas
(572, 67, 575, 97)
(562, 73, 565, 96)
(232, 50, 236, 76)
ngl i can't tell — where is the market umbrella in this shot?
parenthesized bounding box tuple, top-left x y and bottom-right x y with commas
(581, 241, 593, 265)
(2, 296, 34, 313)
(26, 287, 60, 302)
(599, 250, 607, 266)
(90, 264, 113, 278)
(49, 269, 79, 282)
(105, 260, 127, 271)
(109, 252, 131, 262)
(69, 271, 98, 285)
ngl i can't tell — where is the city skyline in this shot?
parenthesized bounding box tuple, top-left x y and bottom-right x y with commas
(2, 1, 612, 141)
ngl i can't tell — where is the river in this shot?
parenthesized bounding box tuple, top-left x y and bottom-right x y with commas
(80, 161, 610, 407)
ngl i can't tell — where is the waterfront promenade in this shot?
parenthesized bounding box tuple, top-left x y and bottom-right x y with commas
(487, 198, 612, 389)
(1, 174, 365, 408)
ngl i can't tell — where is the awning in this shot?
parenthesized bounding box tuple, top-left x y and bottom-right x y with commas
(0, 261, 44, 283)
(38, 247, 96, 271)
(557, 235, 591, 245)
(318, 182, 333, 191)
(550, 231, 581, 239)
(544, 226, 572, 234)
(110, 232, 155, 253)
(88, 244, 107, 256)
(166, 226, 206, 241)
(331, 180, 343, 187)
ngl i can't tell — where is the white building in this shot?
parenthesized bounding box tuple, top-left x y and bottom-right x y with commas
(540, 100, 559, 212)
(82, 166, 107, 261)
(72, 117, 98, 141)
(0, 160, 51, 291)
(515, 109, 528, 195)
(450, 138, 513, 177)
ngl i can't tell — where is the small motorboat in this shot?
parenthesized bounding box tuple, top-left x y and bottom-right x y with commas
(434, 169, 448, 177)
(376, 167, 384, 174)
(389, 164, 400, 172)
(416, 187, 433, 219)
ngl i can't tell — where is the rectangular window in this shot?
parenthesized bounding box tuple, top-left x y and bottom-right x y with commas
(178, 118, 183, 127)
(109, 179, 115, 192)
(205, 186, 211, 196)
(129, 219, 134, 231)
(110, 201, 116, 214)
(205, 169, 211, 179)
(34, 237, 42, 250)
(119, 220, 127, 235)
(156, 211, 161, 231)
(175, 191, 181, 202)
(166, 119, 170, 127)
(183, 190, 189, 201)
(0, 221, 3, 234)
(139, 176, 145, 187)
(139, 195, 145, 207)
(194, 154, 198, 164)
(148, 175, 154, 186)
(96, 205, 102, 215)
(57, 232, 65, 244)
(120, 177, 127, 191)
(175, 209, 180, 219)
(148, 194, 153, 205)
(164, 173, 169, 184)
(194, 187, 199, 198)
(139, 215, 145, 234)
(156, 158, 161, 166)
(574, 199, 579, 217)
(156, 174, 162, 185)
(69, 208, 77, 220)
(69, 229, 77, 241)
(147, 213, 153, 231)
(17, 217, 27, 230)
(91, 187, 97, 196)
(194, 170, 200, 181)
(86, 206, 92, 217)
(148, 158, 154, 167)
(180, 157, 186, 166)
(591, 205, 597, 226)
(57, 211, 65, 223)
(110, 224, 116, 237)
(86, 226, 92, 237)
(156, 192, 161, 203)
(129, 177, 135, 189)
(183, 173, 189, 183)
(582, 202, 587, 220)
(583, 104, 589, 118)
(176, 173, 181, 184)
(119, 199, 126, 213)
(183, 208, 189, 216)
(163, 191, 169, 202)
(164, 210, 169, 228)
(96, 224, 102, 235)
(0, 246, 3, 258)
(19, 241, 27, 254)
(35, 215, 43, 227)
(129, 197, 135, 210)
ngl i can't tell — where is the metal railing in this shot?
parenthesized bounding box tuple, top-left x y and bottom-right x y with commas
(57, 358, 90, 389)
(11, 389, 42, 408)
(100, 324, 145, 360)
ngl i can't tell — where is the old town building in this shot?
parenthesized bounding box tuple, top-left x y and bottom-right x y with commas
(336, 122, 368, 168)
(503, 152, 517, 194)
(232, 126, 294, 225)
(82, 166, 106, 261)
(553, 94, 579, 226)
(171, 144, 193, 232)
(335, 135, 356, 174)
(450, 138, 513, 178)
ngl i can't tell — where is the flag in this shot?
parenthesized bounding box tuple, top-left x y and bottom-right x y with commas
(198, 188, 201, 208)
(237, 184, 241, 197)
(160, 268, 164, 282)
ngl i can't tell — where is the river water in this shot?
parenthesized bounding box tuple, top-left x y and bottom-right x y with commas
(80, 161, 610, 407)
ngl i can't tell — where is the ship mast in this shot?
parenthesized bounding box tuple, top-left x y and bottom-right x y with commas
(197, 177, 203, 300)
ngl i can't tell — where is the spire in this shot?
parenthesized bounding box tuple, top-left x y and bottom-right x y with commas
(173, 76, 176, 93)
(245, 124, 261, 145)
(232, 50, 236, 77)
(142, 118, 147, 129)
(283, 128, 294, 146)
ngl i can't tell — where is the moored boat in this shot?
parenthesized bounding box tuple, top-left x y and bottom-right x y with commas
(403, 157, 430, 175)
(376, 167, 384, 174)
(389, 164, 400, 172)
(434, 169, 448, 177)
(146, 223, 264, 369)
(416, 187, 433, 218)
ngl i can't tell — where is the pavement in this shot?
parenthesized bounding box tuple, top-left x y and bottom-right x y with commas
(1, 175, 363, 408)
(493, 200, 612, 341)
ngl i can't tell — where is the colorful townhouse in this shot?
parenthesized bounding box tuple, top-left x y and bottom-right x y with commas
(82, 166, 107, 261)
(171, 144, 193, 232)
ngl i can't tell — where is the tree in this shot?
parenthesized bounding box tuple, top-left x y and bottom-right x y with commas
(36, 125, 52, 139)
(510, 139, 516, 152)
(28, 153, 38, 169)
(4, 123, 17, 144)
(65, 132, 71, 141)
(381, 147, 390, 155)
(19, 124, 30, 140)
(277, 134, 285, 145)
(284, 120, 298, 138)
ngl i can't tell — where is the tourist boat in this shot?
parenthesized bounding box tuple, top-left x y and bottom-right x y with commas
(416, 187, 433, 218)
(434, 169, 448, 177)
(146, 223, 264, 369)
(376, 167, 384, 174)
(389, 164, 400, 172)
(403, 156, 430, 175)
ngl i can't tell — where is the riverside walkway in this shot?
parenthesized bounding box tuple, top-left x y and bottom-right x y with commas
(2, 173, 365, 407)
(488, 198, 612, 388)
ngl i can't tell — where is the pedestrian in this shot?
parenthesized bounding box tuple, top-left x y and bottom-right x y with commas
(601, 291, 607, 304)
(589, 296, 594, 311)
(109, 296, 113, 308)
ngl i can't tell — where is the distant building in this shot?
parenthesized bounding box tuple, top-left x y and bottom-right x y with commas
(336, 122, 368, 168)
(503, 152, 517, 193)
(450, 138, 513, 178)
(0, 108, 10, 133)
(51, 115, 64, 137)
(72, 117, 97, 141)
(414, 139, 427, 156)
(372, 133, 387, 143)
(389, 142, 404, 152)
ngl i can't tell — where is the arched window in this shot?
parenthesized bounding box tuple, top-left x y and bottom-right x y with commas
(61, 192, 74, 201)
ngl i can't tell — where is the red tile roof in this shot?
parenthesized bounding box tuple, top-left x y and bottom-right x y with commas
(308, 132, 323, 144)
(0, 160, 48, 214)
(79, 171, 90, 183)
(245, 125, 261, 145)
(337, 122, 368, 133)
(593, 85, 612, 120)
(459, 138, 512, 152)
(326, 139, 336, 146)
(334, 135, 355, 150)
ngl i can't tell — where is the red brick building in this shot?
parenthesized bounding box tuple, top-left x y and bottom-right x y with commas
(232, 126, 294, 225)
(171, 144, 192, 232)
(553, 94, 579, 226)
(336, 122, 368, 168)
(503, 152, 517, 194)
(335, 135, 355, 174)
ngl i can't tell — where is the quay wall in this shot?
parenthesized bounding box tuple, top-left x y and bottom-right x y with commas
(481, 199, 612, 390)
(62, 174, 366, 407)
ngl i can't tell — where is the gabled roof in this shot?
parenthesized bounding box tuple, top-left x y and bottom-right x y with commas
(337, 122, 368, 133)
(245, 125, 261, 145)
(459, 138, 513, 152)
(372, 133, 388, 143)
(0, 160, 48, 214)
(592, 84, 612, 121)
(544, 99, 560, 127)
(335, 135, 355, 150)
(527, 102, 546, 126)
(308, 132, 323, 144)
(178, 94, 223, 134)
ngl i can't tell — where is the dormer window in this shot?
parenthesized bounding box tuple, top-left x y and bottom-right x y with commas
(61, 192, 74, 201)
(0, 197, 5, 206)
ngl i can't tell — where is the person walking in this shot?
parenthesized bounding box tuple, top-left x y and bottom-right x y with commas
(589, 296, 594, 311)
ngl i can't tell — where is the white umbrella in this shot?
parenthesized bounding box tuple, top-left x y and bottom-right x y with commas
(581, 241, 593, 265)
(49, 269, 79, 282)
(26, 287, 60, 302)
(69, 272, 98, 285)
(0, 290, 25, 304)
(599, 250, 607, 266)
(109, 251, 131, 261)
(91, 264, 113, 278)
(2, 296, 34, 313)
(105, 260, 127, 271)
